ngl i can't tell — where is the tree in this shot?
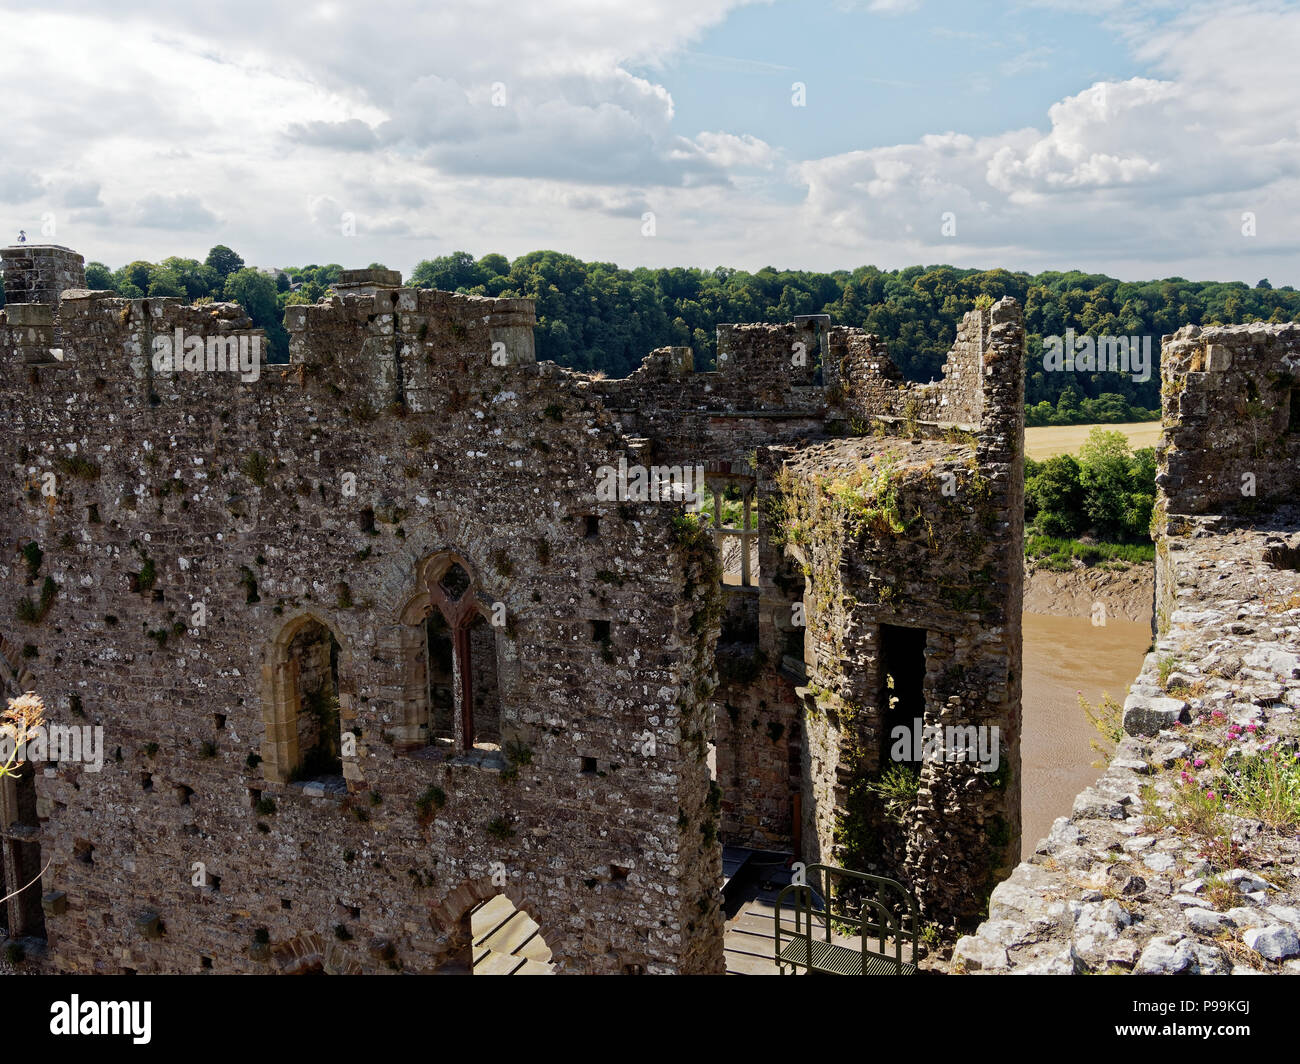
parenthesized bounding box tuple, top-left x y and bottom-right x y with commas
(205, 245, 244, 280)
(410, 251, 483, 292)
(224, 268, 287, 362)
(84, 262, 114, 290)
(1056, 382, 1083, 416)
(1078, 428, 1135, 540)
(1026, 455, 1084, 537)
(147, 269, 185, 298)
(160, 257, 220, 301)
(1123, 448, 1157, 539)
(117, 261, 154, 295)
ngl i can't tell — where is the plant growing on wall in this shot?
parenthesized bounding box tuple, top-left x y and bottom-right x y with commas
(866, 764, 920, 826)
(0, 694, 54, 917)
(0, 693, 44, 780)
(16, 576, 57, 624)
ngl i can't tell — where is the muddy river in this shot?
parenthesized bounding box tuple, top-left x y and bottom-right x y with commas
(1020, 611, 1151, 858)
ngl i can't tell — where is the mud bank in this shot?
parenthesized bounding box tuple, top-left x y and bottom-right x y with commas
(1023, 559, 1154, 626)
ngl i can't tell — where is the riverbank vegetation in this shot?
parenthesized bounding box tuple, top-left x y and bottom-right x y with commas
(1025, 428, 1156, 568)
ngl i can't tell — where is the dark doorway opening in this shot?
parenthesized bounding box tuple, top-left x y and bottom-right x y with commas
(3, 764, 46, 938)
(879, 624, 927, 771)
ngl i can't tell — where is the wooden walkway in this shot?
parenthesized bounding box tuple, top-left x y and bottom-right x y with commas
(724, 854, 799, 975)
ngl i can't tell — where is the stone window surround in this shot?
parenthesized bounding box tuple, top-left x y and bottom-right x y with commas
(703, 472, 758, 588)
(396, 552, 503, 758)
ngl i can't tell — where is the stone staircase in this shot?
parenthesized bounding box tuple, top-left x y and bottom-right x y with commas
(469, 894, 555, 975)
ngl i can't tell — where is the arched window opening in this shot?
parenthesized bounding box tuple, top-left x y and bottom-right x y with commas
(465, 613, 501, 748)
(262, 615, 349, 785)
(399, 554, 505, 755)
(439, 563, 472, 601)
(289, 621, 342, 780)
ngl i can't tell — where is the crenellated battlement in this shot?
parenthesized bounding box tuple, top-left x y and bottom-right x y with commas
(0, 273, 544, 425)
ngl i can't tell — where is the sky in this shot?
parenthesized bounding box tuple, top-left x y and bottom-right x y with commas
(1, 0, 1297, 285)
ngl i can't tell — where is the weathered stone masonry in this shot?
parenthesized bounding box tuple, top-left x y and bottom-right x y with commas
(591, 299, 1026, 927)
(1, 244, 1026, 972)
(1, 248, 723, 973)
(958, 322, 1300, 975)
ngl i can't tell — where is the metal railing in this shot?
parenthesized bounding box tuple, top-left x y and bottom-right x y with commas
(774, 864, 918, 975)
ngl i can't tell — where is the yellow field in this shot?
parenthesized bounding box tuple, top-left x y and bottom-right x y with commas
(1025, 421, 1161, 460)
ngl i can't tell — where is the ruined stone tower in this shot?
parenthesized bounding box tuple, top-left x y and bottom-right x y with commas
(592, 299, 1026, 925)
(0, 244, 85, 308)
(0, 246, 1024, 972)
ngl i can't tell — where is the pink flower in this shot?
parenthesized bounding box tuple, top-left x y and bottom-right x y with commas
(1206, 791, 1216, 800)
(1212, 710, 1225, 720)
(1246, 723, 1257, 733)
(1193, 758, 1206, 768)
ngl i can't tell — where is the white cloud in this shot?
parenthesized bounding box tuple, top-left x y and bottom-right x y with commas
(692, 132, 777, 170)
(0, 168, 44, 204)
(0, 0, 1297, 285)
(129, 192, 219, 230)
(854, 0, 922, 13)
(795, 5, 1300, 277)
(59, 181, 104, 209)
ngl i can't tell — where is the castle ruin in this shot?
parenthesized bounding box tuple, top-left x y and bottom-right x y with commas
(0, 244, 1024, 974)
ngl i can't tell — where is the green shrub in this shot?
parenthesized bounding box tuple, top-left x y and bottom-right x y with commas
(865, 764, 919, 826)
(415, 785, 446, 825)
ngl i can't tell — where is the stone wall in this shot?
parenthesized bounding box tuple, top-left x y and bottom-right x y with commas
(0, 267, 724, 973)
(758, 299, 1024, 926)
(957, 324, 1300, 974)
(1157, 323, 1300, 517)
(590, 320, 838, 853)
(830, 313, 984, 431)
(588, 301, 1024, 913)
(0, 245, 1029, 971)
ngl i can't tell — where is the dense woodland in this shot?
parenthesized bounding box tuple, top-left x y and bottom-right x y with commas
(18, 244, 1300, 426)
